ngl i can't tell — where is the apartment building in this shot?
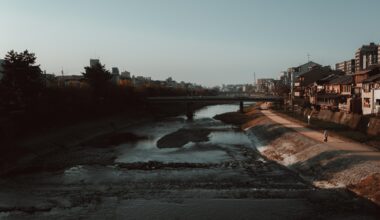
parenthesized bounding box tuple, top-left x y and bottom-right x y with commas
(335, 59, 355, 74)
(355, 42, 379, 72)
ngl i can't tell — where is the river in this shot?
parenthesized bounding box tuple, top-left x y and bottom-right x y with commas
(0, 104, 378, 219)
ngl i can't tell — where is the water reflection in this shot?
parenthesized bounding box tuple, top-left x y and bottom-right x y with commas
(115, 104, 249, 164)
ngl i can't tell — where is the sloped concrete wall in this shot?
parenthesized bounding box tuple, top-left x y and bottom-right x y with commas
(315, 110, 362, 129)
(347, 114, 362, 129)
(331, 112, 344, 124)
(368, 118, 380, 136)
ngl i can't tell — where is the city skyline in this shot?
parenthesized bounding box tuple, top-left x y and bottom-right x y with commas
(2, 0, 380, 86)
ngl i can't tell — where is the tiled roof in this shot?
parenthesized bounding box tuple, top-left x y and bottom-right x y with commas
(327, 75, 353, 85)
(363, 74, 380, 83)
(317, 74, 340, 84)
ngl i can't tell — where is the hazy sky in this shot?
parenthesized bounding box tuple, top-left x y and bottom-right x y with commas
(1, 0, 380, 86)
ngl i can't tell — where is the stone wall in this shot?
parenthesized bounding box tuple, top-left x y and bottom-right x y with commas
(367, 118, 380, 136)
(301, 109, 378, 135)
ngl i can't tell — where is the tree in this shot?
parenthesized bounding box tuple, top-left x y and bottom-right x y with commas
(82, 62, 112, 99)
(1, 50, 43, 107)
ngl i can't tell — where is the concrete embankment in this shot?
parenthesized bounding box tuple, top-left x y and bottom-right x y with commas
(214, 106, 380, 206)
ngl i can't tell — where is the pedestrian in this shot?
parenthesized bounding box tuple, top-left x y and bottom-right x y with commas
(323, 130, 328, 142)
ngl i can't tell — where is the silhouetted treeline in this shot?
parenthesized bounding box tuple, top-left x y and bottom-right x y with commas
(0, 50, 215, 141)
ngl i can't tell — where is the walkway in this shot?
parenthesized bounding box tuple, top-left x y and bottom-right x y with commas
(261, 110, 378, 154)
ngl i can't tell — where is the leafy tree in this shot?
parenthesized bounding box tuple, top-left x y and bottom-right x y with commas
(82, 62, 112, 98)
(1, 50, 43, 107)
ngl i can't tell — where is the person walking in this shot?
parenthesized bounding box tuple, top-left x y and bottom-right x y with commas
(323, 130, 328, 142)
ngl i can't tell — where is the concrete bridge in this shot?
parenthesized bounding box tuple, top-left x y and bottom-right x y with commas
(147, 96, 283, 119)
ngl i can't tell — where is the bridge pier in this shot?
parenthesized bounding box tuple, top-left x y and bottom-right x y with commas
(186, 102, 194, 120)
(239, 101, 244, 113)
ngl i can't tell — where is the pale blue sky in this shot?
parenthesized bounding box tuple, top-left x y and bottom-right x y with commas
(1, 0, 380, 86)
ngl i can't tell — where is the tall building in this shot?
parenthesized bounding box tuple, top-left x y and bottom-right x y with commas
(355, 42, 379, 72)
(90, 59, 100, 68)
(335, 59, 355, 74)
(112, 67, 120, 75)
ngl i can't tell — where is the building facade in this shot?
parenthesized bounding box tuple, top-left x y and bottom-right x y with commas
(355, 43, 379, 72)
(90, 59, 100, 68)
(362, 74, 380, 115)
(335, 59, 355, 74)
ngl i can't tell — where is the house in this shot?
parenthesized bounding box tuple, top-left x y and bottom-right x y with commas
(354, 66, 380, 94)
(294, 66, 341, 99)
(361, 74, 380, 115)
(315, 75, 355, 112)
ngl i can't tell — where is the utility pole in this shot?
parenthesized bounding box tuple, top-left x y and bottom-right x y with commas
(307, 53, 311, 62)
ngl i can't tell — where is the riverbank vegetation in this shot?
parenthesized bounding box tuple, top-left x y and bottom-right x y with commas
(0, 50, 215, 143)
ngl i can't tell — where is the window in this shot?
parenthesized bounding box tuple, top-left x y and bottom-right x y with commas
(363, 98, 371, 108)
(376, 99, 380, 106)
(342, 85, 351, 93)
(363, 84, 371, 93)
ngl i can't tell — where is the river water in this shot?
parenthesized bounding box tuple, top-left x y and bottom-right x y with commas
(0, 104, 379, 219)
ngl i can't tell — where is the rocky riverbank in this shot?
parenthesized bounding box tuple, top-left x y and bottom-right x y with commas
(214, 105, 380, 206)
(0, 103, 207, 177)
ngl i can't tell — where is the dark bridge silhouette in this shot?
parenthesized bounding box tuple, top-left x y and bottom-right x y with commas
(147, 96, 283, 119)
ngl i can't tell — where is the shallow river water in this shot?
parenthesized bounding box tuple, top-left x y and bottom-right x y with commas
(0, 104, 379, 219)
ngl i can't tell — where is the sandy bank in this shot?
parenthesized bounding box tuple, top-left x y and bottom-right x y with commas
(215, 107, 380, 206)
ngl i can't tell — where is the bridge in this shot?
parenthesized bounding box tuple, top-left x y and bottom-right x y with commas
(147, 96, 284, 119)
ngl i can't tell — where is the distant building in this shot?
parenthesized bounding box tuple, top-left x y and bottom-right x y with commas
(256, 78, 275, 94)
(221, 84, 250, 93)
(110, 67, 120, 84)
(57, 75, 89, 88)
(335, 59, 355, 74)
(132, 75, 151, 87)
(120, 71, 131, 79)
(112, 67, 119, 75)
(90, 59, 100, 68)
(279, 71, 290, 86)
(118, 71, 132, 86)
(355, 42, 379, 72)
